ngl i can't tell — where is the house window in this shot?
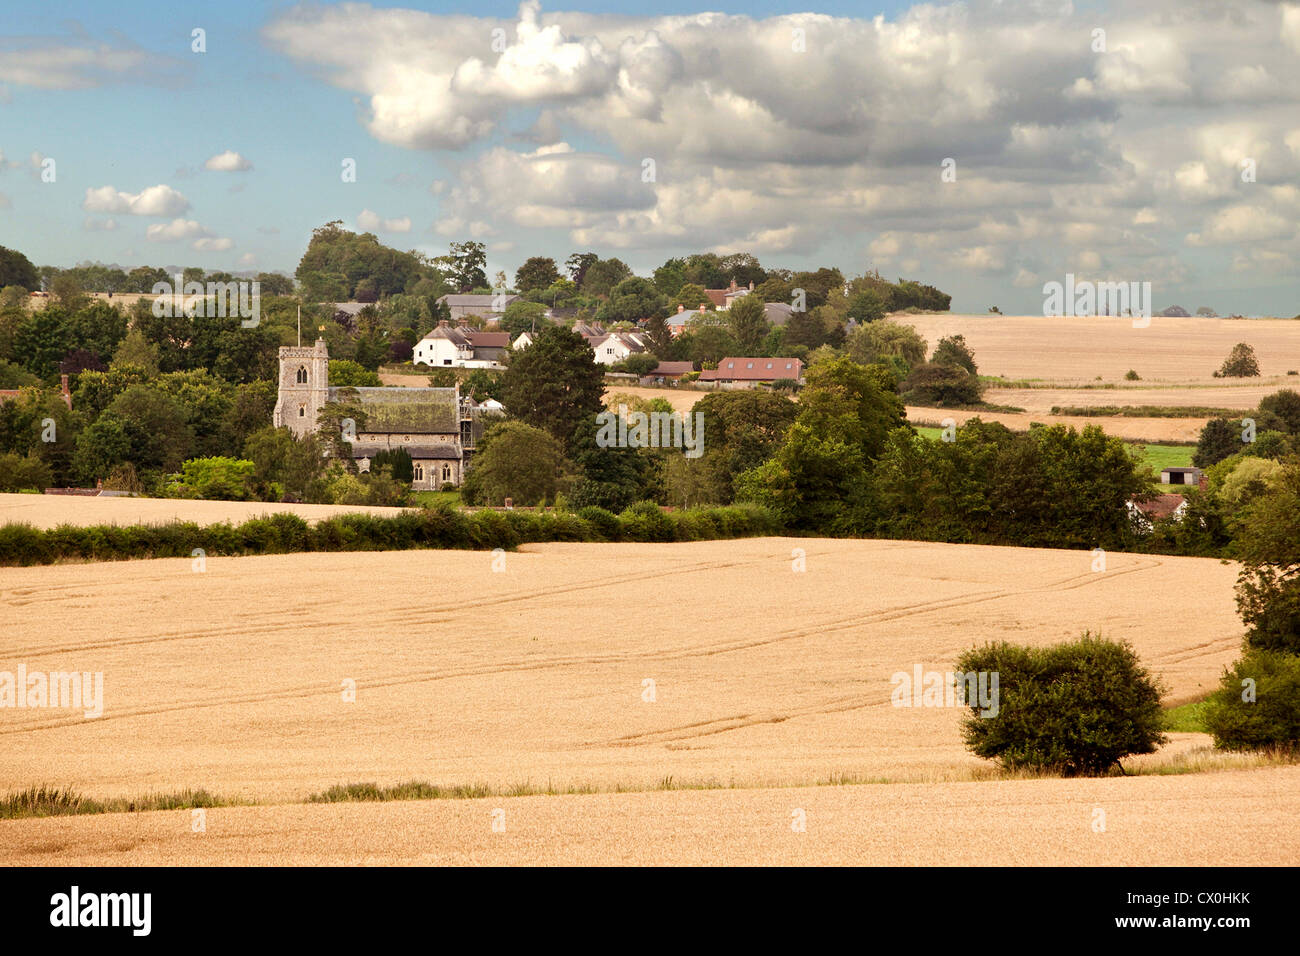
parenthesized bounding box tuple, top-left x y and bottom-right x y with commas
(443, 359, 452, 365)
(296, 366, 307, 384)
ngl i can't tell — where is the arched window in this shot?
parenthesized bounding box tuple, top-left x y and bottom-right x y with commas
(414, 464, 424, 481)
(442, 464, 452, 481)
(296, 366, 308, 384)
(298, 405, 306, 417)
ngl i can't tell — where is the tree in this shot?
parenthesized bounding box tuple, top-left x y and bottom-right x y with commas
(565, 252, 598, 287)
(679, 325, 738, 366)
(166, 456, 256, 500)
(901, 362, 983, 407)
(845, 321, 927, 369)
(243, 426, 325, 500)
(620, 353, 660, 377)
(370, 447, 414, 483)
(671, 282, 709, 312)
(461, 421, 572, 506)
(598, 276, 667, 325)
(0, 245, 39, 291)
(726, 295, 769, 354)
(514, 256, 560, 293)
(847, 289, 887, 324)
(719, 252, 766, 288)
(1231, 463, 1300, 654)
(329, 360, 381, 387)
(1194, 417, 1249, 468)
(74, 385, 194, 481)
(1216, 343, 1261, 378)
(931, 334, 977, 375)
(955, 634, 1166, 776)
(500, 325, 605, 451)
(0, 452, 52, 492)
(581, 258, 632, 298)
(653, 258, 687, 297)
(256, 272, 295, 296)
(111, 328, 160, 375)
(500, 300, 547, 337)
(1258, 389, 1300, 435)
(1204, 650, 1300, 752)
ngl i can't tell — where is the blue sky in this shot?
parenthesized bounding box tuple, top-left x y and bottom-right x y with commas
(1, 0, 1297, 315)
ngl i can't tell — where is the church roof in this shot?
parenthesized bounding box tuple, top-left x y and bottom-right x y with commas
(328, 386, 459, 434)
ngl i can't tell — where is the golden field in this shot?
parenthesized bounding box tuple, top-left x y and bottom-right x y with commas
(0, 492, 406, 531)
(2, 531, 1282, 865)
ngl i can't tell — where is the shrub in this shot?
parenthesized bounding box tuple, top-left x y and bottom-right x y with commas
(0, 453, 53, 493)
(1203, 650, 1300, 752)
(901, 361, 983, 407)
(1125, 369, 1141, 381)
(618, 500, 676, 542)
(576, 505, 619, 540)
(955, 633, 1167, 776)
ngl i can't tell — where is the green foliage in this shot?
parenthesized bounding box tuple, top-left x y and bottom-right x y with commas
(955, 634, 1167, 776)
(726, 295, 769, 354)
(501, 325, 605, 450)
(901, 361, 984, 407)
(370, 447, 414, 483)
(0, 452, 52, 492)
(619, 353, 660, 377)
(329, 359, 382, 387)
(1231, 463, 1300, 654)
(514, 256, 560, 293)
(165, 456, 256, 500)
(931, 334, 977, 375)
(597, 276, 666, 325)
(0, 246, 39, 291)
(500, 300, 547, 337)
(1204, 650, 1300, 752)
(295, 220, 433, 301)
(461, 421, 572, 506)
(847, 289, 887, 323)
(844, 320, 927, 370)
(1193, 417, 1250, 468)
(1258, 389, 1300, 435)
(1215, 342, 1261, 378)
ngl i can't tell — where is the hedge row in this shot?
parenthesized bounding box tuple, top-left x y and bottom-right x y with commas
(0, 501, 782, 566)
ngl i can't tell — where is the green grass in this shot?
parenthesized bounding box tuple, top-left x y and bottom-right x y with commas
(1163, 699, 1210, 734)
(914, 425, 1194, 475)
(1050, 404, 1237, 418)
(0, 786, 228, 820)
(410, 489, 461, 509)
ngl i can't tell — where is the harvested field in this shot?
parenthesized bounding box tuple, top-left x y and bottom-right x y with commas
(900, 313, 1300, 383)
(0, 539, 1242, 811)
(984, 383, 1291, 416)
(0, 493, 406, 531)
(904, 407, 1209, 443)
(3, 765, 1296, 866)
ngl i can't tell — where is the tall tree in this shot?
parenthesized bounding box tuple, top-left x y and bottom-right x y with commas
(514, 256, 560, 293)
(501, 325, 605, 451)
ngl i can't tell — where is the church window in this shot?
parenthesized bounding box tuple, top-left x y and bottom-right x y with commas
(414, 464, 424, 481)
(442, 464, 452, 481)
(298, 405, 305, 417)
(296, 366, 308, 384)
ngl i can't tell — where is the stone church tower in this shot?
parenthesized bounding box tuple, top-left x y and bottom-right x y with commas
(273, 338, 330, 438)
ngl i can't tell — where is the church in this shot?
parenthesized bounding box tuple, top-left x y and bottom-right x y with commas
(272, 338, 490, 490)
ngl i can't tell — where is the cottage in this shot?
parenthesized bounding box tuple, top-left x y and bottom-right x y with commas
(587, 331, 648, 365)
(414, 320, 510, 368)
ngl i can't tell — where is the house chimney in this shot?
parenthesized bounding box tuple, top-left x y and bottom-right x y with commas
(700, 302, 708, 312)
(677, 304, 684, 312)
(60, 373, 72, 411)
(438, 319, 450, 328)
(1198, 473, 1208, 493)
(728, 278, 737, 291)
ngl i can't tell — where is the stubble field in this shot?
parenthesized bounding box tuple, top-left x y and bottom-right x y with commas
(4, 532, 1289, 866)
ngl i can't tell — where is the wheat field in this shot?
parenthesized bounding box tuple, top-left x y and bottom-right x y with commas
(1, 532, 1279, 864)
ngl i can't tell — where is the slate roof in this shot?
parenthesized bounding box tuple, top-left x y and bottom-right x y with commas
(328, 386, 460, 434)
(354, 445, 460, 461)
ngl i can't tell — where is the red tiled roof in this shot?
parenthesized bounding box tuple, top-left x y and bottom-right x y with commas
(1133, 494, 1185, 519)
(649, 362, 694, 376)
(698, 357, 803, 381)
(703, 290, 728, 308)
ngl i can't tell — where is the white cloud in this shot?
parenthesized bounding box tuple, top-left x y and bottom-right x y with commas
(193, 237, 235, 252)
(84, 184, 190, 217)
(357, 209, 412, 233)
(82, 217, 117, 231)
(146, 219, 211, 241)
(204, 150, 253, 172)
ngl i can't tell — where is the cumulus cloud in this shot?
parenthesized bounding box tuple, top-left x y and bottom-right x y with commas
(193, 237, 235, 252)
(146, 219, 211, 241)
(204, 150, 253, 172)
(0, 31, 181, 89)
(254, 0, 1300, 303)
(84, 184, 190, 217)
(357, 209, 412, 233)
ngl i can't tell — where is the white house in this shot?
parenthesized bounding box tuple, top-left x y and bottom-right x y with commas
(587, 331, 647, 365)
(414, 321, 510, 368)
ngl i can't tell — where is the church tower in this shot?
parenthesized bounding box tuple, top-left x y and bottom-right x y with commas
(273, 338, 330, 438)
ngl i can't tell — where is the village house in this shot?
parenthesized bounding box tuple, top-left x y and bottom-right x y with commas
(273, 337, 495, 490)
(0, 374, 72, 411)
(414, 320, 510, 368)
(587, 331, 648, 365)
(699, 356, 804, 386)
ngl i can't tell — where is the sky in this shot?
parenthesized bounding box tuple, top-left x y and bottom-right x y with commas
(1, 0, 1298, 315)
